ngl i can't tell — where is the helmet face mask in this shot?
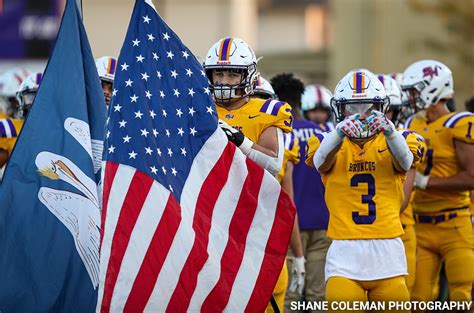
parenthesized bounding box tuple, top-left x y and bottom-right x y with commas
(331, 69, 389, 139)
(203, 37, 258, 106)
(16, 72, 42, 118)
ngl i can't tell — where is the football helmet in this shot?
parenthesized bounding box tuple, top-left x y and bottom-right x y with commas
(203, 37, 258, 103)
(301, 84, 332, 111)
(0, 68, 30, 116)
(95, 56, 117, 83)
(401, 59, 453, 110)
(331, 69, 389, 138)
(16, 72, 42, 118)
(253, 76, 277, 100)
(378, 74, 407, 125)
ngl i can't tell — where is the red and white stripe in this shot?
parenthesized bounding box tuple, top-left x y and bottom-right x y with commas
(97, 129, 295, 312)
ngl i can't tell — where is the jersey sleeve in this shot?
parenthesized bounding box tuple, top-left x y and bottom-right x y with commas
(450, 114, 474, 144)
(0, 118, 20, 138)
(305, 133, 325, 168)
(285, 133, 300, 165)
(258, 99, 293, 133)
(401, 130, 426, 167)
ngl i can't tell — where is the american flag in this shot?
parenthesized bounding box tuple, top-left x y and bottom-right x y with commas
(97, 0, 295, 312)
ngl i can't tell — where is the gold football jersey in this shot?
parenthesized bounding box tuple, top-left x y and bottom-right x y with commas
(405, 112, 474, 213)
(0, 118, 24, 157)
(400, 131, 427, 226)
(306, 131, 424, 239)
(277, 132, 300, 183)
(216, 98, 293, 144)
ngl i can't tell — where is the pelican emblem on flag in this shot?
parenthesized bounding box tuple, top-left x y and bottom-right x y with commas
(35, 117, 101, 289)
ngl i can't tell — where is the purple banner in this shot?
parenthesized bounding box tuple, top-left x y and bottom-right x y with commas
(0, 0, 65, 59)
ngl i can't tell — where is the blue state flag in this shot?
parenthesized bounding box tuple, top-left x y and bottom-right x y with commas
(0, 0, 106, 311)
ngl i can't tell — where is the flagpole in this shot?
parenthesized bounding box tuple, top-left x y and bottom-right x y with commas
(76, 0, 83, 19)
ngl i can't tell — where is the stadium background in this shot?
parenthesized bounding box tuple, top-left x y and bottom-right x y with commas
(0, 0, 472, 110)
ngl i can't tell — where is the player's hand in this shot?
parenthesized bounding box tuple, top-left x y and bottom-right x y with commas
(367, 110, 396, 136)
(414, 171, 430, 189)
(336, 114, 365, 138)
(288, 256, 306, 295)
(218, 120, 245, 146)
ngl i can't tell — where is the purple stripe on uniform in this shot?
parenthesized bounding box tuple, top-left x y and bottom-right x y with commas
(109, 58, 117, 75)
(315, 133, 324, 143)
(220, 38, 231, 61)
(36, 73, 43, 85)
(6, 118, 17, 137)
(402, 130, 413, 139)
(0, 122, 6, 137)
(288, 134, 295, 151)
(446, 113, 474, 128)
(270, 101, 284, 116)
(405, 116, 414, 128)
(260, 99, 272, 113)
(356, 72, 363, 94)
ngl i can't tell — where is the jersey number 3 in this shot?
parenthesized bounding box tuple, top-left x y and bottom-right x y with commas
(351, 174, 376, 224)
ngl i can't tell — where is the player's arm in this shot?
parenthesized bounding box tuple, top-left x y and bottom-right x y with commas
(281, 161, 304, 257)
(401, 168, 416, 212)
(416, 117, 474, 191)
(280, 161, 305, 294)
(219, 120, 283, 176)
(419, 140, 474, 191)
(308, 114, 364, 174)
(367, 111, 414, 173)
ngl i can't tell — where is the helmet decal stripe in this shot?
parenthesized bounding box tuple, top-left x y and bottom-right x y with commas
(36, 73, 43, 85)
(107, 58, 117, 75)
(378, 74, 384, 86)
(219, 37, 233, 61)
(315, 86, 323, 104)
(14, 73, 23, 84)
(353, 72, 363, 94)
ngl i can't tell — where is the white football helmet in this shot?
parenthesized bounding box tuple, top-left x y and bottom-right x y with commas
(253, 76, 277, 100)
(95, 56, 117, 83)
(401, 60, 453, 110)
(388, 72, 403, 86)
(378, 74, 408, 125)
(0, 68, 30, 116)
(301, 84, 332, 112)
(16, 72, 42, 118)
(203, 37, 258, 103)
(331, 69, 389, 138)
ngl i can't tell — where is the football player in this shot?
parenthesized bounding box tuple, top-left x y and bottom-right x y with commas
(204, 37, 292, 178)
(0, 72, 42, 169)
(0, 68, 30, 118)
(272, 74, 333, 309)
(95, 56, 117, 106)
(306, 69, 423, 306)
(252, 75, 305, 312)
(301, 84, 334, 127)
(204, 37, 293, 312)
(401, 60, 474, 301)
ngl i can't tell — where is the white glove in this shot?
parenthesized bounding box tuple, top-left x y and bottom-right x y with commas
(366, 110, 396, 136)
(218, 120, 253, 154)
(288, 256, 306, 295)
(336, 114, 365, 138)
(414, 171, 430, 189)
